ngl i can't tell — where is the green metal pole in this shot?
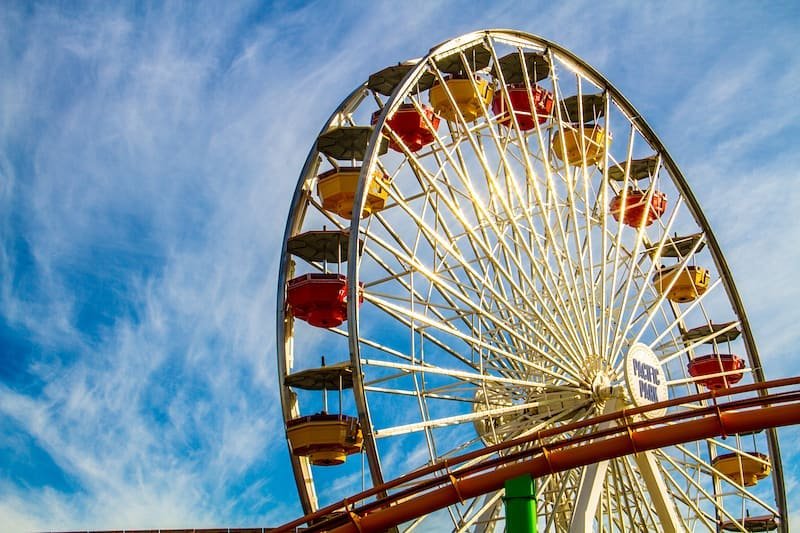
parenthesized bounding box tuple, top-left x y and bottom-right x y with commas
(504, 474, 537, 533)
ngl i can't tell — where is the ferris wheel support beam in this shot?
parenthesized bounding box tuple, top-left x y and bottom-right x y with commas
(569, 457, 610, 532)
(632, 451, 683, 533)
(568, 399, 617, 532)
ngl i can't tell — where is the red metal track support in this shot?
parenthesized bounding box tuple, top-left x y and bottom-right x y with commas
(332, 402, 798, 533)
(273, 378, 800, 533)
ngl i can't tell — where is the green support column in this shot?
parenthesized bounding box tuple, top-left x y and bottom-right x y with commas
(504, 474, 537, 533)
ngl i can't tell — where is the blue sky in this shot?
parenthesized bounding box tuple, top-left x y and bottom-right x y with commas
(1, 1, 799, 530)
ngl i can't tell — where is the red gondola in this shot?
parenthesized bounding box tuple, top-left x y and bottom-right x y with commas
(373, 103, 440, 153)
(688, 354, 745, 390)
(720, 514, 778, 532)
(610, 189, 667, 228)
(286, 273, 362, 328)
(491, 84, 553, 130)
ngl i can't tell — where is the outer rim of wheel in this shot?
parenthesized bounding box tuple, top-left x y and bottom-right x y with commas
(277, 84, 372, 513)
(278, 28, 786, 531)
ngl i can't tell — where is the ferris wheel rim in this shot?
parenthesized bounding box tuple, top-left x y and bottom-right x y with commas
(278, 28, 786, 531)
(276, 83, 373, 514)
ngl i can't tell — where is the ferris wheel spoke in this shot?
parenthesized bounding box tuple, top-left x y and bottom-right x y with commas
(546, 74, 603, 356)
(354, 301, 486, 371)
(357, 283, 549, 384)
(647, 287, 735, 356)
(604, 240, 670, 363)
(363, 386, 473, 405)
(425, 61, 596, 361)
(606, 459, 644, 530)
(570, 78, 608, 357)
(595, 96, 618, 369)
(357, 232, 454, 330)
(621, 255, 719, 368)
(559, 160, 602, 359)
(393, 155, 527, 301)
(372, 396, 563, 438)
(653, 300, 740, 366)
(603, 180, 678, 346)
(600, 122, 642, 362)
(361, 244, 583, 381)
(540, 471, 577, 531)
(455, 490, 503, 532)
(658, 472, 717, 531)
(368, 211, 492, 319)
(410, 374, 442, 476)
(506, 55, 600, 350)
(679, 442, 778, 514)
(607, 194, 691, 363)
(628, 451, 685, 532)
(364, 208, 497, 344)
(370, 182, 588, 376)
(476, 177, 592, 368)
(569, 398, 620, 531)
(474, 402, 594, 447)
(365, 292, 583, 385)
(704, 437, 770, 466)
(658, 446, 760, 528)
(607, 460, 632, 528)
(432, 402, 588, 460)
(361, 358, 571, 393)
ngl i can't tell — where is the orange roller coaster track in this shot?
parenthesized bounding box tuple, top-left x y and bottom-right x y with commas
(274, 377, 800, 533)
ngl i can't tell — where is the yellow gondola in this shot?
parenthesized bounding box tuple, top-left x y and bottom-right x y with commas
(429, 76, 493, 122)
(317, 167, 390, 219)
(712, 452, 771, 487)
(652, 265, 710, 303)
(552, 124, 609, 166)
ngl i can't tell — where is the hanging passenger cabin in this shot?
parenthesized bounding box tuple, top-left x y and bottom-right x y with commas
(681, 321, 741, 345)
(552, 94, 610, 166)
(688, 353, 745, 390)
(286, 273, 363, 329)
(286, 414, 363, 466)
(646, 232, 706, 260)
(652, 265, 710, 303)
(712, 452, 771, 487)
(315, 126, 391, 220)
(286, 229, 358, 264)
(430, 75, 494, 122)
(286, 230, 362, 329)
(610, 189, 667, 228)
(372, 103, 440, 153)
(367, 62, 437, 98)
(720, 514, 779, 532)
(284, 363, 364, 466)
(428, 43, 493, 123)
(317, 167, 391, 219)
(552, 124, 608, 166)
(492, 84, 553, 130)
(491, 51, 553, 131)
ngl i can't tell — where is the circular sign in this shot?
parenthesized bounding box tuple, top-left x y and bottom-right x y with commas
(624, 343, 668, 418)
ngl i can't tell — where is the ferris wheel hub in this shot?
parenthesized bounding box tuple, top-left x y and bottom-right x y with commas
(591, 373, 614, 402)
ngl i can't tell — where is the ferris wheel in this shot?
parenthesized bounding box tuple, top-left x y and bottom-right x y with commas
(276, 29, 786, 532)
